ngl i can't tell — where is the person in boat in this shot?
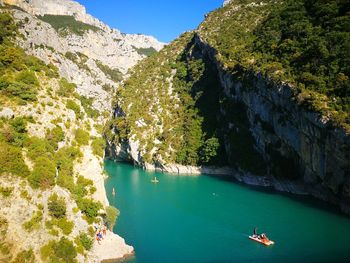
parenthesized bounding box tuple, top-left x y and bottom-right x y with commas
(260, 233, 267, 241)
(253, 227, 258, 237)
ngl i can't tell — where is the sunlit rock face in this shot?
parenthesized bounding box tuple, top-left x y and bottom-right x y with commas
(1, 0, 164, 111)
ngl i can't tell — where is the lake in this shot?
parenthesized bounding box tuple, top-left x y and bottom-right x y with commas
(104, 160, 350, 263)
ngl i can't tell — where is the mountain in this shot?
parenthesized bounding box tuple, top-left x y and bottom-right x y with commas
(1, 0, 164, 111)
(0, 0, 166, 261)
(107, 0, 350, 215)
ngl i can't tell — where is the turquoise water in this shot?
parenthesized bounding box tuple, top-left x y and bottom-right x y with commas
(104, 161, 350, 263)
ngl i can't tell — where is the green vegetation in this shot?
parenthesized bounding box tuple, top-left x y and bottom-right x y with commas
(34, 44, 56, 54)
(23, 211, 43, 232)
(0, 12, 16, 42)
(40, 237, 77, 263)
(200, 0, 350, 128)
(0, 117, 30, 177)
(0, 117, 28, 147)
(46, 126, 65, 150)
(112, 32, 225, 166)
(0, 142, 30, 177)
(0, 13, 57, 104)
(76, 197, 102, 223)
(66, 99, 82, 118)
(74, 128, 89, 145)
(55, 146, 82, 191)
(15, 70, 39, 86)
(0, 186, 13, 197)
(79, 96, 99, 118)
(91, 137, 106, 158)
(58, 78, 76, 97)
(64, 51, 91, 73)
(26, 136, 54, 161)
(109, 0, 350, 176)
(132, 46, 157, 57)
(48, 193, 67, 219)
(38, 15, 100, 36)
(46, 217, 74, 235)
(0, 12, 106, 249)
(28, 156, 56, 189)
(76, 233, 93, 251)
(105, 206, 119, 231)
(12, 249, 36, 263)
(95, 60, 123, 82)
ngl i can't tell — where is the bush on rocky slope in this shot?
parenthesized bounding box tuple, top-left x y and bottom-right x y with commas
(38, 14, 100, 36)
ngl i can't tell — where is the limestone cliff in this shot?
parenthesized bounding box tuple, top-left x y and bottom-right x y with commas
(0, 0, 169, 261)
(107, 0, 350, 215)
(1, 0, 164, 111)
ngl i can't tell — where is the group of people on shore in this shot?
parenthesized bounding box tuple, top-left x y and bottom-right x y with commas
(94, 223, 108, 244)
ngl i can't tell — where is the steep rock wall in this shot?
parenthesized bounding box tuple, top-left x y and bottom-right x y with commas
(194, 34, 350, 214)
(108, 32, 350, 215)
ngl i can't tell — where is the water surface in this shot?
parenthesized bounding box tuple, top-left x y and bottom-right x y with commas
(105, 161, 350, 263)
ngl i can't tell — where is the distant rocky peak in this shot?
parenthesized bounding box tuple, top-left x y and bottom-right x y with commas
(223, 0, 233, 6)
(2, 0, 105, 28)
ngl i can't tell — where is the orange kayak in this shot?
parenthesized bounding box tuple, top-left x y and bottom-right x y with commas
(249, 235, 275, 246)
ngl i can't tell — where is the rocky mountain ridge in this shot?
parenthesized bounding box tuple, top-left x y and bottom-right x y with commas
(1, 0, 164, 111)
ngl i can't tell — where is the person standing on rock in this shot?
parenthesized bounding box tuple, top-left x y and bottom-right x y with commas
(103, 225, 107, 236)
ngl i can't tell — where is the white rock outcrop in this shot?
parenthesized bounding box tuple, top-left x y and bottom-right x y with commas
(223, 0, 233, 7)
(1, 0, 164, 111)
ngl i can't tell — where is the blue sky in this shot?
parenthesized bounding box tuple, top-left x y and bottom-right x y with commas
(75, 0, 223, 43)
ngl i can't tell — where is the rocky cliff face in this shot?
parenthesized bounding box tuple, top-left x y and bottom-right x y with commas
(1, 0, 164, 111)
(0, 0, 165, 261)
(107, 0, 350, 215)
(192, 34, 350, 214)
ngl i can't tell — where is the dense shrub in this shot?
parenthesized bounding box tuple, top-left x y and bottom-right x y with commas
(1, 117, 28, 147)
(12, 249, 35, 263)
(46, 218, 74, 235)
(28, 156, 56, 189)
(38, 15, 100, 36)
(0, 142, 30, 177)
(0, 186, 13, 197)
(55, 146, 82, 191)
(91, 137, 106, 158)
(95, 60, 122, 82)
(132, 46, 157, 57)
(78, 233, 93, 251)
(23, 211, 43, 232)
(74, 128, 89, 145)
(72, 176, 93, 198)
(0, 12, 16, 43)
(57, 78, 76, 97)
(105, 206, 120, 231)
(46, 126, 64, 149)
(40, 237, 77, 263)
(0, 77, 37, 102)
(200, 137, 220, 164)
(79, 96, 99, 118)
(26, 137, 54, 161)
(66, 99, 81, 118)
(15, 70, 39, 86)
(48, 193, 67, 219)
(76, 197, 102, 223)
